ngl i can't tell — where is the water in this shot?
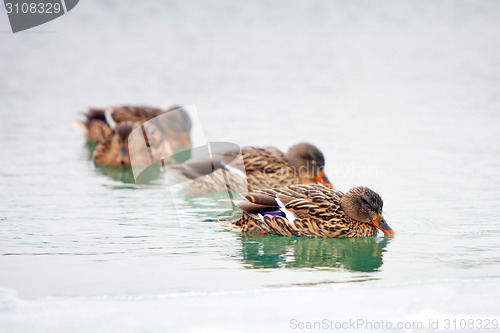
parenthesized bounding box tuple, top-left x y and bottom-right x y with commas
(1, 0, 500, 331)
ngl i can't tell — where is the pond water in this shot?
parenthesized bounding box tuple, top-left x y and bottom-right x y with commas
(1, 0, 500, 331)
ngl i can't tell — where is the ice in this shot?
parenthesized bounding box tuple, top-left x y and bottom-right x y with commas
(1, 279, 499, 332)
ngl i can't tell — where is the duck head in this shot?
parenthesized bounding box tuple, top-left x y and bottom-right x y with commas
(340, 186, 394, 235)
(286, 143, 333, 188)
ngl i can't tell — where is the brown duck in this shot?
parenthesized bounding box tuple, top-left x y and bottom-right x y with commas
(105, 105, 192, 151)
(230, 184, 394, 238)
(77, 105, 192, 167)
(172, 142, 334, 193)
(91, 121, 173, 167)
(77, 105, 192, 147)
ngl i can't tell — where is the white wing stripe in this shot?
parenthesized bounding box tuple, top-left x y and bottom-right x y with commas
(104, 108, 117, 128)
(275, 198, 296, 224)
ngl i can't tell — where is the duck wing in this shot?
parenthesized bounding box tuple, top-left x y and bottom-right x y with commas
(112, 106, 164, 122)
(234, 185, 346, 237)
(241, 146, 298, 190)
(233, 192, 279, 213)
(242, 146, 290, 172)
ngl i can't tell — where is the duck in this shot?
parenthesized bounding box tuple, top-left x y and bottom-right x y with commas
(243, 143, 333, 190)
(92, 121, 172, 167)
(105, 105, 192, 152)
(76, 106, 164, 144)
(77, 105, 192, 167)
(170, 142, 334, 193)
(229, 184, 394, 238)
(77, 105, 192, 148)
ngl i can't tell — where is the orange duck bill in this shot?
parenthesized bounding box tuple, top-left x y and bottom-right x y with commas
(372, 215, 395, 235)
(314, 171, 334, 189)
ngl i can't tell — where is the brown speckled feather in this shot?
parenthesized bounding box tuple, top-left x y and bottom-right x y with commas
(86, 118, 110, 144)
(79, 105, 192, 168)
(110, 106, 164, 123)
(76, 109, 109, 143)
(78, 107, 162, 144)
(92, 121, 173, 167)
(242, 146, 300, 190)
(232, 184, 378, 238)
(177, 146, 312, 194)
(80, 105, 188, 141)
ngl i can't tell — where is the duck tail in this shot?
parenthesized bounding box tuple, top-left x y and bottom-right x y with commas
(73, 120, 88, 135)
(85, 108, 106, 122)
(217, 219, 243, 232)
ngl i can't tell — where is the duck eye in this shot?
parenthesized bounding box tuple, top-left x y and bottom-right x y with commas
(360, 197, 370, 206)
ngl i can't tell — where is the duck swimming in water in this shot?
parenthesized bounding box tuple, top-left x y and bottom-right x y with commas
(91, 121, 172, 167)
(242, 143, 333, 190)
(77, 105, 192, 167)
(230, 184, 394, 238)
(171, 142, 334, 193)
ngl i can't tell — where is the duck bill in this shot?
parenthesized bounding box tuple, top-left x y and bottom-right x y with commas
(119, 146, 131, 166)
(120, 146, 129, 158)
(315, 172, 334, 189)
(373, 216, 395, 235)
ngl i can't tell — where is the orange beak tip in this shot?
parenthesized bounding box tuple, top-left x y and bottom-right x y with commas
(315, 174, 334, 189)
(374, 217, 395, 236)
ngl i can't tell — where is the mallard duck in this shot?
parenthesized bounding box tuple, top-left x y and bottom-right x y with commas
(76, 106, 164, 144)
(105, 105, 192, 152)
(77, 105, 192, 167)
(77, 105, 192, 148)
(243, 143, 333, 190)
(92, 121, 172, 167)
(230, 184, 394, 238)
(171, 142, 334, 193)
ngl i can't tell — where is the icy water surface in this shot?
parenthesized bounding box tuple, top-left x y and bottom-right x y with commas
(1, 0, 500, 331)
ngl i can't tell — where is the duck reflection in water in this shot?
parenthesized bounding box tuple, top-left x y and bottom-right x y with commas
(239, 235, 391, 272)
(81, 143, 163, 184)
(95, 165, 163, 184)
